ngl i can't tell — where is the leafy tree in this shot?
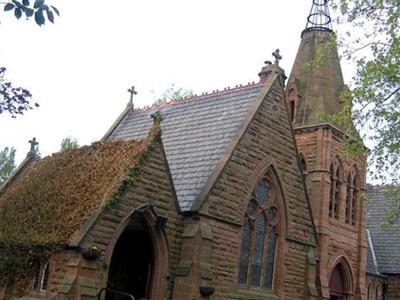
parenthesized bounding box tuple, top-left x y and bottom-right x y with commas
(0, 67, 38, 117)
(331, 0, 399, 182)
(60, 137, 79, 152)
(2, 0, 59, 26)
(0, 147, 16, 185)
(0, 1, 58, 117)
(331, 0, 400, 223)
(153, 84, 193, 105)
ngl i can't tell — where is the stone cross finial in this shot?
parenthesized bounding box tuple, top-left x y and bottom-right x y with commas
(28, 137, 38, 152)
(272, 49, 282, 66)
(128, 86, 137, 107)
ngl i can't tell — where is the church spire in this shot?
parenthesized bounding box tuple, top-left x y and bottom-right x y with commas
(286, 0, 346, 128)
(304, 0, 333, 35)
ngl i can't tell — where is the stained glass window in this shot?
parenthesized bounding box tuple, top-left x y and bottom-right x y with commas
(264, 228, 277, 289)
(239, 222, 251, 284)
(239, 176, 279, 290)
(256, 180, 270, 205)
(247, 199, 258, 217)
(251, 215, 266, 286)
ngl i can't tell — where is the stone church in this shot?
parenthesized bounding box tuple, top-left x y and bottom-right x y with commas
(0, 1, 398, 299)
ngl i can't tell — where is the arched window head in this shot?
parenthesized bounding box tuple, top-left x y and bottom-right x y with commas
(329, 159, 342, 219)
(238, 175, 280, 290)
(329, 261, 353, 297)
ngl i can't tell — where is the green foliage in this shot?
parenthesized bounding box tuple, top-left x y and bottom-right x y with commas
(330, 0, 399, 219)
(304, 33, 338, 70)
(331, 0, 400, 182)
(0, 124, 161, 288)
(2, 0, 59, 26)
(0, 146, 16, 185)
(153, 84, 193, 105)
(60, 136, 79, 152)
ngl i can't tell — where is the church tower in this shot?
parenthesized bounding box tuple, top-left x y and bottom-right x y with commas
(287, 1, 368, 298)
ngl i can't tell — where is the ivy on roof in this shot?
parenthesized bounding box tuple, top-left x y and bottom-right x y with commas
(0, 123, 161, 291)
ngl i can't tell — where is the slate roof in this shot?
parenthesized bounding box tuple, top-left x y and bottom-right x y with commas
(366, 185, 400, 274)
(366, 229, 379, 275)
(108, 83, 264, 211)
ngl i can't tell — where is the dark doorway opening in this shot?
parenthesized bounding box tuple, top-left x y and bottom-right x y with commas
(107, 214, 154, 300)
(329, 264, 347, 300)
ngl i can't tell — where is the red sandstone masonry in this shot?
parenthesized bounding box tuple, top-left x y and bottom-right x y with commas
(201, 76, 317, 299)
(295, 125, 368, 299)
(83, 141, 184, 300)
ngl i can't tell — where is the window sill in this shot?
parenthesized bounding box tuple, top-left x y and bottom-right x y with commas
(234, 286, 278, 300)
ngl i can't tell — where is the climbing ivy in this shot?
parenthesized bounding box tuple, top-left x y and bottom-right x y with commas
(0, 123, 161, 291)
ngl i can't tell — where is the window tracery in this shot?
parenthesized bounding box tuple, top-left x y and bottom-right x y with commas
(238, 176, 279, 290)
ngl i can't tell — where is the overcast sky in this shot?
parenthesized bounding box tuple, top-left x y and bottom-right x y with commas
(0, 0, 354, 164)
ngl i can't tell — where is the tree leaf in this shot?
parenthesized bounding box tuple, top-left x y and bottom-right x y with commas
(45, 7, 53, 23)
(34, 8, 45, 26)
(22, 0, 29, 6)
(25, 7, 34, 17)
(4, 3, 15, 11)
(14, 7, 22, 19)
(33, 0, 44, 9)
(50, 5, 59, 16)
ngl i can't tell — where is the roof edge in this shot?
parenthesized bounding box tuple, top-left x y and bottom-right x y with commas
(68, 121, 164, 247)
(190, 71, 280, 212)
(0, 152, 39, 195)
(101, 102, 133, 142)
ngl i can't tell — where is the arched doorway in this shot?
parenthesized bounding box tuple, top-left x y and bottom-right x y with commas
(106, 212, 154, 300)
(329, 262, 351, 300)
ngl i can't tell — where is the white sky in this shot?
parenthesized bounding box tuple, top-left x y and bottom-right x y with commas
(0, 0, 354, 164)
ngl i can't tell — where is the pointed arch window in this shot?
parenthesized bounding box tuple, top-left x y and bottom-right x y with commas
(345, 167, 359, 225)
(351, 174, 358, 226)
(345, 173, 352, 223)
(41, 262, 50, 291)
(238, 176, 279, 290)
(329, 160, 341, 219)
(32, 261, 50, 292)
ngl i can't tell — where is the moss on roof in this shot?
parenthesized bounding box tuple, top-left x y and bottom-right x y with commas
(0, 123, 160, 288)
